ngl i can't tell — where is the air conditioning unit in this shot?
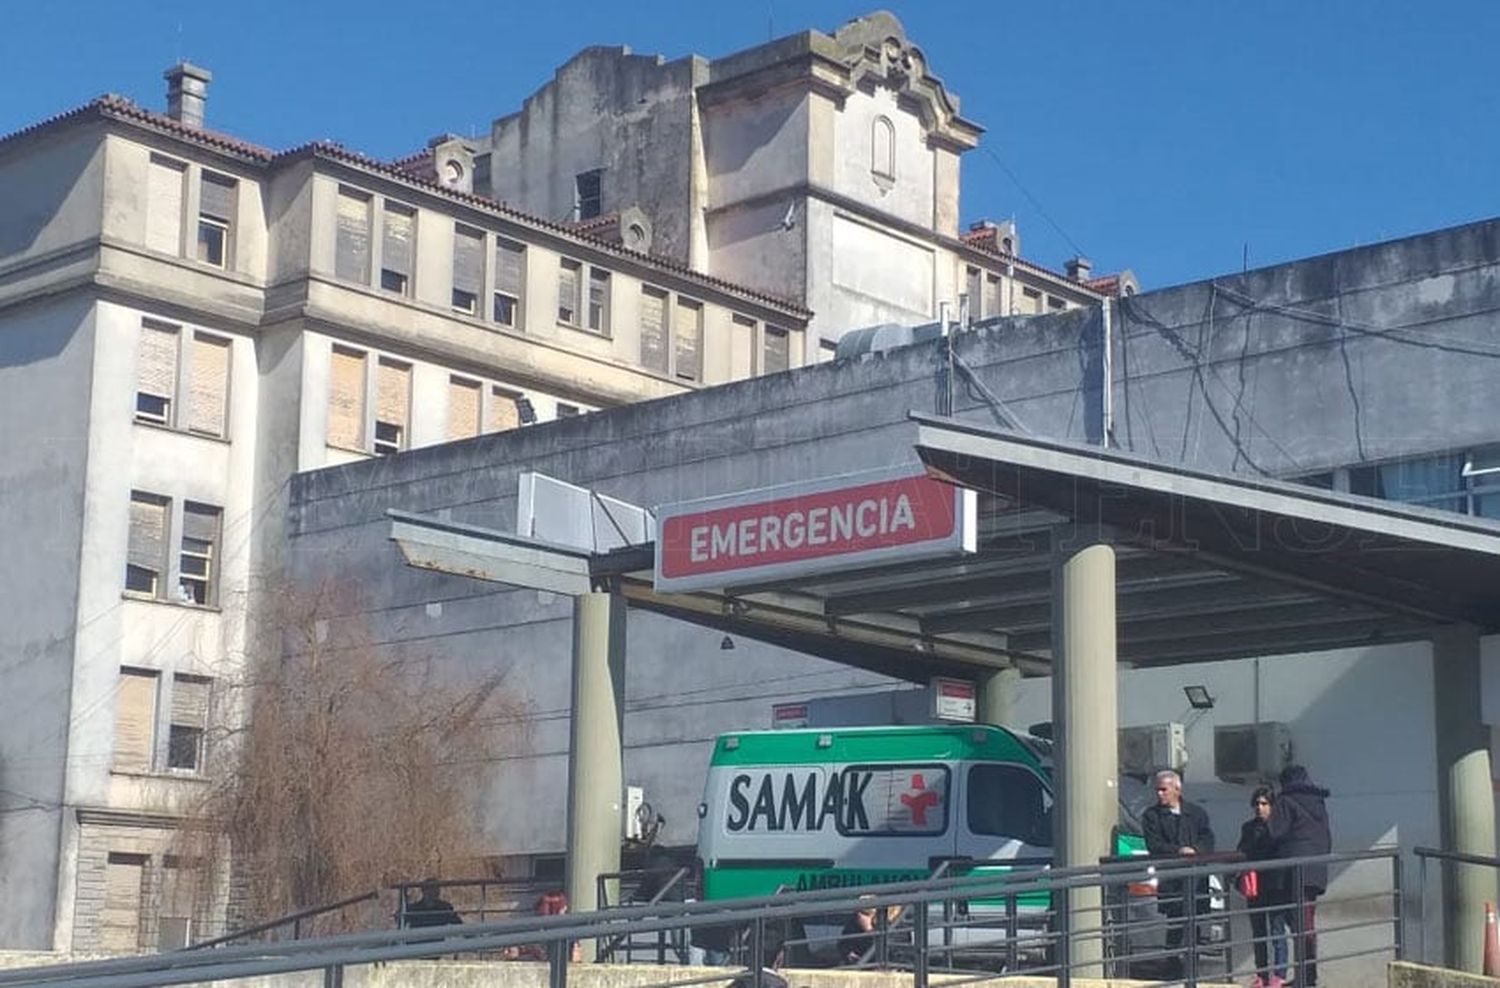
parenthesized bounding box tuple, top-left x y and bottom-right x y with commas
(624, 785, 647, 840)
(1214, 722, 1292, 784)
(1118, 722, 1187, 777)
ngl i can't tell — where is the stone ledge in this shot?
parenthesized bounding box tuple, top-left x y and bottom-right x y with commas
(1390, 961, 1500, 988)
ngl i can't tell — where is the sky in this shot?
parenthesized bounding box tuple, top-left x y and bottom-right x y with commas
(2, 1, 1497, 290)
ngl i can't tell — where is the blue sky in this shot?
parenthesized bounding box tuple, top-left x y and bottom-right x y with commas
(3, 1, 1496, 289)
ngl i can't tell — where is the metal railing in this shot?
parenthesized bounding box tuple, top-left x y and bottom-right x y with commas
(1, 848, 1401, 988)
(595, 866, 694, 963)
(1413, 845, 1500, 965)
(392, 877, 553, 929)
(185, 890, 381, 949)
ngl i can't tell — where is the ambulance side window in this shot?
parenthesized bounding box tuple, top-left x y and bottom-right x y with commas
(967, 764, 1053, 846)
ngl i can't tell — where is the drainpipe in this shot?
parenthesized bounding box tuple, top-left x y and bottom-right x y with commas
(1100, 297, 1114, 447)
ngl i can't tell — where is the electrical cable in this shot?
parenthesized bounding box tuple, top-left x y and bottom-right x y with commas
(979, 146, 1088, 260)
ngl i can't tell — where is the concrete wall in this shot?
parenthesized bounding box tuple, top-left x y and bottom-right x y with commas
(0, 295, 95, 948)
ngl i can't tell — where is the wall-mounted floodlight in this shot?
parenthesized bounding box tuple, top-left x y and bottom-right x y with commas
(1183, 685, 1216, 710)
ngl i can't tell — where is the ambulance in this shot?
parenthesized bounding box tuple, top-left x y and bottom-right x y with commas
(696, 723, 1145, 900)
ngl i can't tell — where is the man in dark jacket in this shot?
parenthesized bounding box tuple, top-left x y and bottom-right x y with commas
(1140, 769, 1215, 974)
(1268, 765, 1332, 986)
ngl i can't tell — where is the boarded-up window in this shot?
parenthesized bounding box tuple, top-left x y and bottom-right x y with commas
(674, 298, 702, 382)
(763, 325, 790, 374)
(327, 346, 366, 450)
(983, 275, 1001, 320)
(186, 334, 230, 437)
(493, 239, 525, 327)
(126, 493, 169, 597)
(168, 674, 210, 771)
(374, 359, 410, 455)
(136, 322, 179, 426)
(114, 669, 158, 773)
(486, 388, 521, 433)
(447, 377, 482, 440)
(146, 155, 186, 255)
(178, 504, 220, 607)
(380, 204, 415, 295)
(639, 287, 668, 374)
(557, 259, 581, 325)
(103, 853, 147, 952)
(452, 225, 484, 315)
(587, 268, 611, 333)
(965, 267, 983, 318)
(335, 189, 372, 284)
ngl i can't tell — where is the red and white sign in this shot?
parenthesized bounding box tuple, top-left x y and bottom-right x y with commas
(771, 702, 810, 729)
(930, 677, 977, 722)
(654, 465, 975, 592)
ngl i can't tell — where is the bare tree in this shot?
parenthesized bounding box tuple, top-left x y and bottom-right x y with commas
(177, 579, 530, 936)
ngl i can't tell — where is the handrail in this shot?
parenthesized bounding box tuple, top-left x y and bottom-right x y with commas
(1413, 845, 1500, 869)
(184, 889, 380, 951)
(595, 866, 692, 962)
(0, 848, 1396, 988)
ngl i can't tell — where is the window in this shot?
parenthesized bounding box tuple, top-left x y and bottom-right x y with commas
(967, 763, 1052, 846)
(983, 275, 1001, 319)
(493, 239, 526, 327)
(557, 259, 582, 325)
(113, 668, 159, 773)
(674, 298, 703, 382)
(167, 674, 210, 772)
(452, 225, 484, 315)
(640, 287, 670, 374)
(157, 857, 198, 950)
(587, 268, 611, 333)
(1046, 295, 1067, 311)
(1020, 286, 1042, 314)
(447, 377, 483, 441)
(135, 322, 178, 426)
(335, 188, 372, 284)
(146, 155, 186, 255)
(836, 764, 949, 836)
(374, 359, 410, 455)
(177, 503, 220, 606)
(327, 346, 367, 450)
(102, 853, 147, 952)
(871, 116, 895, 184)
(763, 325, 790, 374)
(126, 493, 169, 597)
(556, 403, 580, 418)
(196, 172, 236, 268)
(487, 386, 526, 432)
(380, 203, 415, 295)
(965, 267, 982, 318)
(575, 169, 603, 221)
(135, 324, 231, 437)
(819, 339, 838, 363)
(1349, 453, 1469, 513)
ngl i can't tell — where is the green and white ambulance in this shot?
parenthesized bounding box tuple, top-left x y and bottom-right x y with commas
(696, 723, 1147, 900)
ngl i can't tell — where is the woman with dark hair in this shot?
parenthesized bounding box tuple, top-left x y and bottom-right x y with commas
(1238, 787, 1291, 988)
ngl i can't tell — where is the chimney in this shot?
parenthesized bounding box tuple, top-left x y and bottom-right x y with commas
(1066, 256, 1093, 282)
(164, 62, 212, 128)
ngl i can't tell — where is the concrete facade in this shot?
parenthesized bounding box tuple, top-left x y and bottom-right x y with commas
(282, 215, 1500, 984)
(0, 76, 808, 952)
(480, 12, 1119, 356)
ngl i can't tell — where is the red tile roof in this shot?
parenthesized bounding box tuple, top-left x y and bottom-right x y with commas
(1084, 275, 1121, 295)
(0, 95, 811, 318)
(959, 224, 1104, 297)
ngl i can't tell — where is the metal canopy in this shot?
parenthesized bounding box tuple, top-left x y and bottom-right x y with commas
(389, 414, 1500, 684)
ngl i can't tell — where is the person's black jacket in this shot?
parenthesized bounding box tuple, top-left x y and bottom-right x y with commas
(1268, 767, 1332, 894)
(1237, 817, 1290, 902)
(1141, 799, 1215, 902)
(405, 894, 462, 928)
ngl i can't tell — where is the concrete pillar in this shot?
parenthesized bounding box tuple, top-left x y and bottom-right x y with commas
(977, 665, 1021, 728)
(1051, 542, 1118, 975)
(1433, 625, 1497, 972)
(566, 589, 626, 954)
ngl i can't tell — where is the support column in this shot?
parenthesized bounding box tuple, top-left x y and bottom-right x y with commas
(1433, 625, 1496, 972)
(566, 589, 627, 955)
(977, 665, 1021, 729)
(1051, 542, 1118, 976)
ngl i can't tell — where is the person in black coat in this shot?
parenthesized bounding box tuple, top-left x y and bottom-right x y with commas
(1140, 769, 1215, 971)
(1268, 765, 1332, 986)
(1238, 787, 1292, 987)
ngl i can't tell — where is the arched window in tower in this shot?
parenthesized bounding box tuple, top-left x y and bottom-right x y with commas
(871, 115, 896, 188)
